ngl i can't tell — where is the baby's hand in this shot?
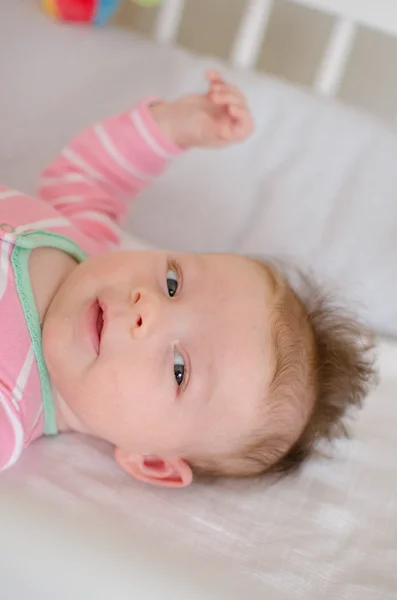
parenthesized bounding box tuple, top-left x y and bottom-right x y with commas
(151, 71, 254, 148)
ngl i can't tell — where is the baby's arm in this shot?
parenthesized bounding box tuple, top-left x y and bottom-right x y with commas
(38, 71, 253, 249)
(38, 99, 184, 249)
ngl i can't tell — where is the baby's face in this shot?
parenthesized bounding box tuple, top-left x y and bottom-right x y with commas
(43, 251, 275, 466)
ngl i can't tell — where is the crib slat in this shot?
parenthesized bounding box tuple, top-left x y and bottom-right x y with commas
(230, 0, 274, 69)
(314, 18, 357, 97)
(154, 0, 185, 44)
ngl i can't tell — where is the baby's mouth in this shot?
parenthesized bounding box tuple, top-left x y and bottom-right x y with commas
(96, 302, 104, 349)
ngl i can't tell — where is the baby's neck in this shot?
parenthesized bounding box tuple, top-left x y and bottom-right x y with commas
(30, 246, 77, 324)
(30, 246, 80, 432)
(54, 391, 89, 435)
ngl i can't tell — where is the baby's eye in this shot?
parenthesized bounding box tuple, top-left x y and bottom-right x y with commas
(174, 349, 185, 386)
(167, 268, 179, 297)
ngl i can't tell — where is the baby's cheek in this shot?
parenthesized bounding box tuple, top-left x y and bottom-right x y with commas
(68, 362, 123, 440)
(79, 355, 174, 450)
(98, 359, 152, 439)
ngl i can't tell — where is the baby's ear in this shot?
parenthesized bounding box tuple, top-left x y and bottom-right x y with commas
(114, 448, 193, 488)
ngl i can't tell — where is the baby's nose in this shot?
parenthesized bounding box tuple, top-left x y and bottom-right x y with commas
(129, 288, 160, 339)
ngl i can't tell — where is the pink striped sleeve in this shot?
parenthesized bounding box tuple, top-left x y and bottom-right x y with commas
(38, 99, 184, 249)
(0, 391, 24, 471)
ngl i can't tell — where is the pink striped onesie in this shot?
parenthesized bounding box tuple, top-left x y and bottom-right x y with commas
(0, 99, 182, 471)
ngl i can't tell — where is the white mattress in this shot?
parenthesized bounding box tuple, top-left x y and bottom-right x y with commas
(1, 3, 397, 599)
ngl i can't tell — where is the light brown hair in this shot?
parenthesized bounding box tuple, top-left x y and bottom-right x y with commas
(190, 260, 377, 478)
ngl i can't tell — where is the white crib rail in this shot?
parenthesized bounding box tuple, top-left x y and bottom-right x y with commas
(230, 0, 274, 69)
(154, 0, 185, 44)
(153, 0, 397, 99)
(314, 18, 357, 96)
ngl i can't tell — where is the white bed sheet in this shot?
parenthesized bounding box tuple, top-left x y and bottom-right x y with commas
(1, 3, 397, 599)
(1, 339, 396, 600)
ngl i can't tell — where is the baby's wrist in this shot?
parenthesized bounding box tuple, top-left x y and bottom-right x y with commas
(149, 101, 189, 149)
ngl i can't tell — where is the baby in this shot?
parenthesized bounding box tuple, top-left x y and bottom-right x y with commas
(0, 71, 375, 487)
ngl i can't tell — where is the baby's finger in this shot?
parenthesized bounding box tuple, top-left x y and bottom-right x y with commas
(228, 105, 254, 137)
(228, 104, 248, 119)
(206, 69, 224, 84)
(210, 83, 246, 106)
(210, 89, 247, 109)
(228, 104, 253, 124)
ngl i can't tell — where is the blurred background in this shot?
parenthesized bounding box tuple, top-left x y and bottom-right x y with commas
(114, 0, 397, 123)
